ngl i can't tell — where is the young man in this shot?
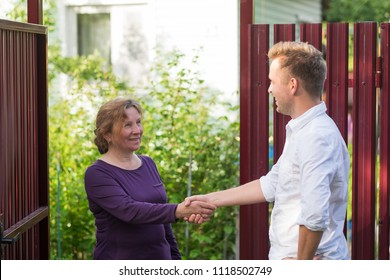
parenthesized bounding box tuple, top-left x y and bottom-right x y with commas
(186, 41, 350, 260)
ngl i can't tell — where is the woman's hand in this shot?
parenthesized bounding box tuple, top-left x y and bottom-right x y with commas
(175, 199, 216, 224)
(181, 194, 216, 224)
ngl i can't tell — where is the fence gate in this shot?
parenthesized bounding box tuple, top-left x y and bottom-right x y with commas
(0, 18, 49, 259)
(239, 20, 390, 260)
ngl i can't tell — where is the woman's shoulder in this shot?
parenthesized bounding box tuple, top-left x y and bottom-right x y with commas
(138, 154, 159, 170)
(87, 159, 108, 168)
(85, 159, 109, 174)
(138, 154, 154, 163)
(85, 159, 114, 175)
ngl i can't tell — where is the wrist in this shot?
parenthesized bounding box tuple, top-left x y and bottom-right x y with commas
(175, 203, 184, 219)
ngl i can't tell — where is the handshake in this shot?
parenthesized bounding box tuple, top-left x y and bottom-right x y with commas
(175, 194, 216, 224)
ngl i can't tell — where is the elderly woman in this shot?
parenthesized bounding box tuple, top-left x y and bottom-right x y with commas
(84, 97, 215, 260)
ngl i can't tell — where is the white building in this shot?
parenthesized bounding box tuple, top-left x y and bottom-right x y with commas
(58, 0, 238, 100)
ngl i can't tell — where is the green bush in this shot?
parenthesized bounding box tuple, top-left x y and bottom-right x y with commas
(139, 48, 240, 259)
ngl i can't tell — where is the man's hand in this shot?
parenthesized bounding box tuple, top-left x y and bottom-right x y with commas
(176, 199, 216, 224)
(183, 195, 215, 224)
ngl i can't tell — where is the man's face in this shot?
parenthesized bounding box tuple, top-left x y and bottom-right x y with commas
(268, 58, 294, 116)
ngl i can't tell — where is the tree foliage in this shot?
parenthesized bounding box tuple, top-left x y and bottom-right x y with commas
(139, 49, 239, 259)
(325, 0, 390, 22)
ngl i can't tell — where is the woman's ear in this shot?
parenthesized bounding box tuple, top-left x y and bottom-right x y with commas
(103, 133, 112, 144)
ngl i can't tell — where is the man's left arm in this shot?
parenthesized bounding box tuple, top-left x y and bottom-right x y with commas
(297, 225, 323, 260)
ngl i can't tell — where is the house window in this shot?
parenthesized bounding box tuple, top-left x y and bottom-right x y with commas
(77, 13, 111, 64)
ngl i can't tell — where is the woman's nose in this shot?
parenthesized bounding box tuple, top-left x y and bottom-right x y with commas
(133, 125, 142, 134)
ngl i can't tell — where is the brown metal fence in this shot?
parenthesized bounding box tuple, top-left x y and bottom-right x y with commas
(0, 19, 49, 260)
(239, 21, 390, 260)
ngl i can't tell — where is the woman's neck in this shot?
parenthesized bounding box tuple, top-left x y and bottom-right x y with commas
(101, 149, 141, 170)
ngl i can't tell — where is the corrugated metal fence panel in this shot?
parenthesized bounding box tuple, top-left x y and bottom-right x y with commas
(239, 0, 270, 259)
(239, 0, 257, 260)
(0, 19, 48, 260)
(379, 23, 390, 260)
(249, 24, 270, 260)
(239, 24, 270, 260)
(36, 21, 50, 259)
(300, 23, 322, 50)
(1, 25, 37, 259)
(352, 22, 378, 260)
(325, 23, 349, 141)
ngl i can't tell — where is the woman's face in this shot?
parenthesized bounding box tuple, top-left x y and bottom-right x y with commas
(108, 106, 143, 153)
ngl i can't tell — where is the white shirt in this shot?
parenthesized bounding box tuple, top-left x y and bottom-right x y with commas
(260, 102, 350, 260)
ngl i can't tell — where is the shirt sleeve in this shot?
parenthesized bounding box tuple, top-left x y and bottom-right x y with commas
(164, 223, 182, 260)
(84, 165, 178, 224)
(260, 158, 281, 202)
(296, 133, 337, 231)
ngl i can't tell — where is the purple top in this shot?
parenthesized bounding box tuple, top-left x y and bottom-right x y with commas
(84, 155, 181, 260)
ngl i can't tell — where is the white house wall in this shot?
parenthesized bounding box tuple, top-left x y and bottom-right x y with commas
(254, 0, 322, 24)
(59, 0, 239, 99)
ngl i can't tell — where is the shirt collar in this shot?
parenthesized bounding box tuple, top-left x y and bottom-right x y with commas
(286, 101, 327, 134)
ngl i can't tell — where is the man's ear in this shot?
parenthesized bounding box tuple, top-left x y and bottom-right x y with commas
(290, 77, 299, 96)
